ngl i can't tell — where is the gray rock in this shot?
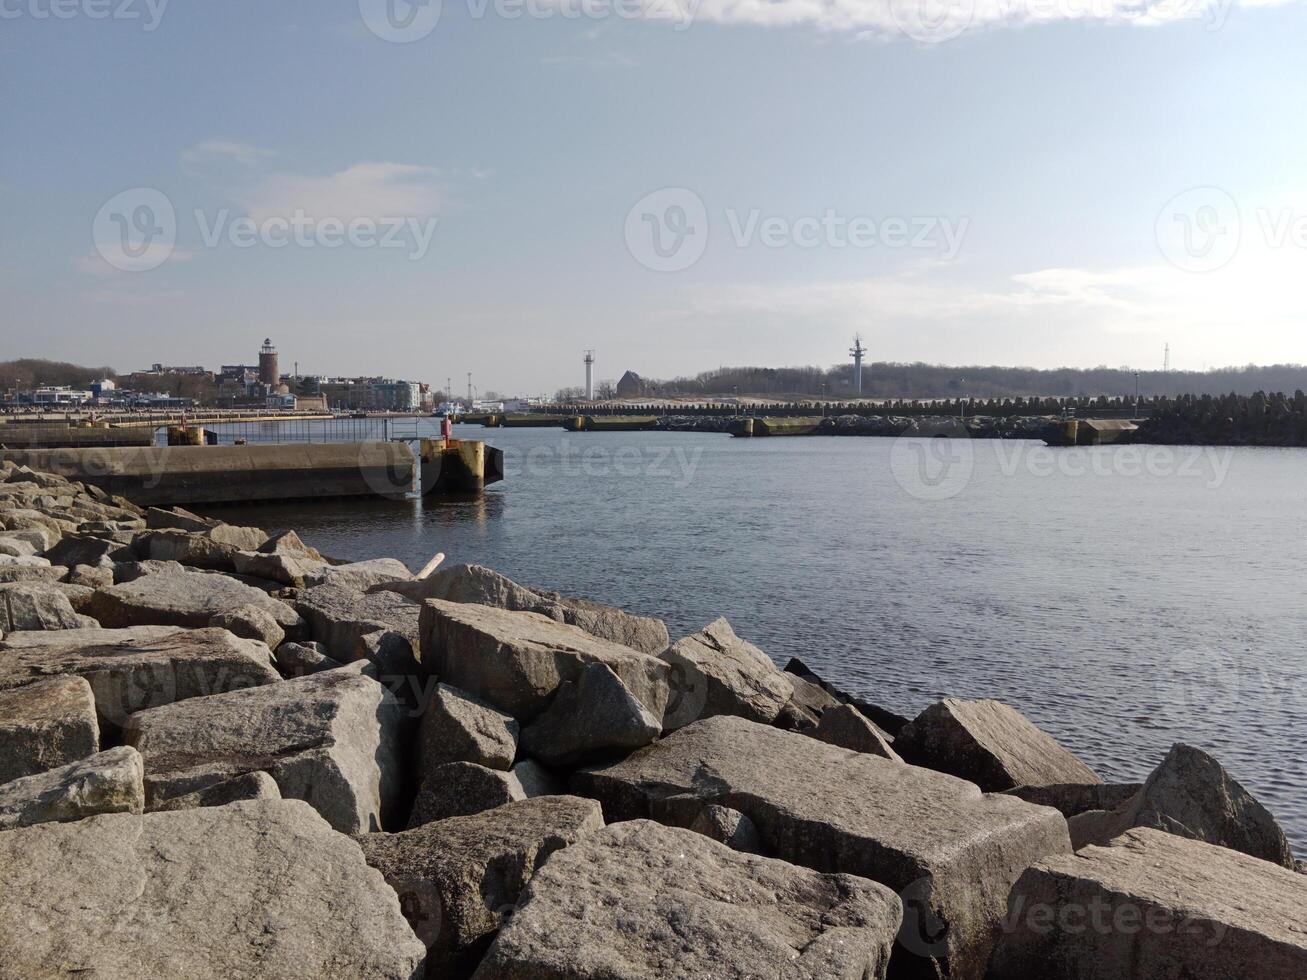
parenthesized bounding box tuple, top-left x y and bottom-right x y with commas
(125, 668, 408, 834)
(659, 617, 794, 730)
(0, 534, 38, 557)
(895, 697, 1101, 791)
(87, 568, 303, 633)
(151, 770, 282, 812)
(44, 534, 132, 568)
(689, 803, 761, 852)
(0, 800, 425, 978)
(0, 582, 86, 631)
(295, 582, 420, 662)
(205, 523, 267, 551)
(306, 557, 413, 591)
(66, 563, 114, 588)
(474, 819, 903, 980)
(1067, 743, 1294, 868)
(422, 599, 670, 722)
(232, 549, 327, 587)
(407, 762, 525, 828)
(813, 704, 902, 760)
(380, 562, 670, 654)
(0, 676, 99, 784)
(573, 715, 1071, 980)
(274, 640, 341, 677)
(786, 672, 843, 720)
(0, 746, 144, 830)
(134, 529, 239, 571)
(521, 661, 661, 766)
(1005, 781, 1144, 818)
(784, 658, 912, 736)
(512, 758, 563, 797)
(208, 602, 285, 649)
(0, 626, 280, 729)
(357, 796, 604, 976)
(420, 682, 519, 772)
(988, 827, 1307, 980)
(356, 627, 420, 678)
(145, 505, 216, 531)
(259, 528, 323, 560)
(0, 563, 63, 584)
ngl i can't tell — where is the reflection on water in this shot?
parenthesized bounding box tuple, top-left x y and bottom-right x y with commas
(201, 425, 1307, 853)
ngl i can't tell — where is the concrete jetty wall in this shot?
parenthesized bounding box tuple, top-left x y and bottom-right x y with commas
(2, 442, 417, 506)
(0, 426, 155, 449)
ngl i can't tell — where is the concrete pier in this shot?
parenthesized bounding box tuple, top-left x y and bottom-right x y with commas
(3, 438, 504, 506)
(731, 417, 823, 437)
(0, 425, 154, 449)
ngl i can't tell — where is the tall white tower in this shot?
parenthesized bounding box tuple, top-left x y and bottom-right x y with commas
(850, 335, 867, 395)
(584, 350, 595, 401)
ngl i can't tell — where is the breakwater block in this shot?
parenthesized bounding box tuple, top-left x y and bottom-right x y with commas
(0, 442, 418, 506)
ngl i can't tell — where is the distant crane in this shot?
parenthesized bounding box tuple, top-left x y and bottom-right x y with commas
(584, 350, 595, 401)
(849, 335, 867, 395)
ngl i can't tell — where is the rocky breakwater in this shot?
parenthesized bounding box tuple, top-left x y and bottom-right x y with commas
(0, 455, 1303, 979)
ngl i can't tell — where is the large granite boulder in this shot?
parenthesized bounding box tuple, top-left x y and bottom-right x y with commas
(208, 603, 285, 649)
(813, 704, 902, 760)
(573, 715, 1071, 980)
(296, 582, 421, 663)
(232, 549, 327, 588)
(0, 581, 89, 632)
(785, 658, 912, 736)
(474, 819, 903, 980)
(0, 800, 425, 978)
(1068, 743, 1295, 868)
(0, 563, 63, 584)
(421, 599, 670, 722)
(357, 796, 604, 975)
(0, 626, 281, 729)
(144, 505, 215, 532)
(521, 661, 661, 766)
(133, 529, 239, 571)
(125, 667, 408, 833)
(306, 557, 413, 591)
(0, 746, 144, 830)
(407, 761, 526, 828)
(0, 675, 99, 783)
(988, 827, 1307, 979)
(419, 682, 519, 772)
(151, 770, 282, 812)
(44, 534, 133, 568)
(86, 569, 303, 634)
(274, 640, 342, 677)
(895, 697, 1101, 791)
(379, 562, 670, 654)
(1005, 781, 1143, 818)
(659, 618, 793, 730)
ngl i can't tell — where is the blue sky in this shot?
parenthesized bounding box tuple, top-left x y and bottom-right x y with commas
(3, 0, 1307, 395)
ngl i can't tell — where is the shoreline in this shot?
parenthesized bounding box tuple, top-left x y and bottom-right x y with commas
(1, 456, 1304, 978)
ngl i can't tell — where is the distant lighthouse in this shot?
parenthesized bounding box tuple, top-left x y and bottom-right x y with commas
(850, 335, 866, 395)
(584, 350, 595, 401)
(259, 338, 279, 387)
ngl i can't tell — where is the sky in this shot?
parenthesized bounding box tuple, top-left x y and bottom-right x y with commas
(3, 0, 1307, 396)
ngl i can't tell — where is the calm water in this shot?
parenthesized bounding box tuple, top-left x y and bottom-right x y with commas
(205, 421, 1307, 852)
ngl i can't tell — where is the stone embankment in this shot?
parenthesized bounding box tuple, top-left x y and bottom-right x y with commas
(0, 457, 1303, 979)
(653, 414, 1054, 439)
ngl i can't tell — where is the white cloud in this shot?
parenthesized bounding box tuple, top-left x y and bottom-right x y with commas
(636, 0, 1293, 39)
(181, 140, 273, 168)
(238, 162, 445, 222)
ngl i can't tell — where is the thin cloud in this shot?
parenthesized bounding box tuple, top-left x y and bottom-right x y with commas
(181, 140, 273, 169)
(239, 162, 445, 221)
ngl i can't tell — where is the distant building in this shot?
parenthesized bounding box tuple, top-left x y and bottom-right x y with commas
(259, 339, 279, 387)
(23, 386, 93, 406)
(615, 371, 646, 398)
